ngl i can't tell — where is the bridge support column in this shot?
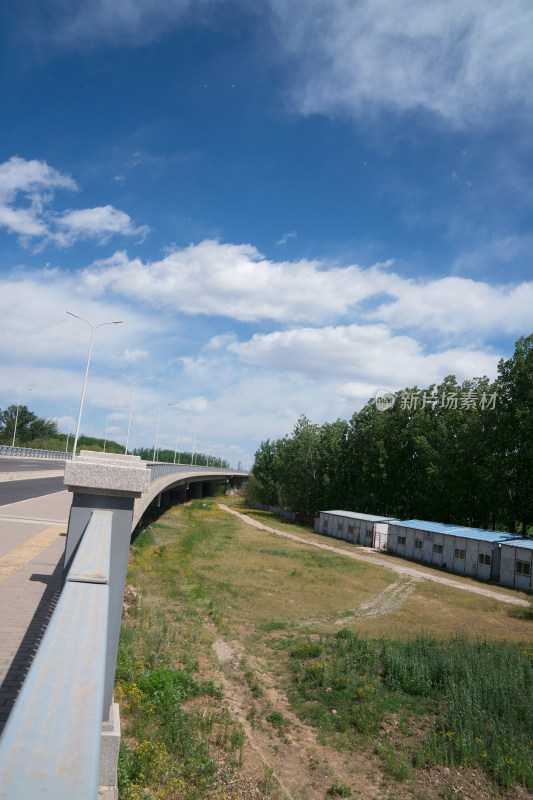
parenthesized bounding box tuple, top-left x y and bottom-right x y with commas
(64, 450, 150, 797)
(189, 481, 203, 499)
(170, 487, 187, 503)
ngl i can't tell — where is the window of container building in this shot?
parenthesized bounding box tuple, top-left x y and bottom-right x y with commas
(454, 548, 465, 560)
(398, 535, 406, 546)
(414, 539, 423, 551)
(337, 522, 344, 532)
(478, 553, 491, 566)
(348, 524, 354, 534)
(433, 543, 443, 555)
(516, 560, 531, 576)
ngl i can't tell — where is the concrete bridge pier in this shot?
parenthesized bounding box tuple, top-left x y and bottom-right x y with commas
(189, 481, 203, 499)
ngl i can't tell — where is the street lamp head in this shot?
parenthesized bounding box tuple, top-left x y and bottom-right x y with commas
(67, 310, 123, 326)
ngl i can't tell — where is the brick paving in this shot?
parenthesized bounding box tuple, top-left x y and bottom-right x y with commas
(0, 490, 72, 734)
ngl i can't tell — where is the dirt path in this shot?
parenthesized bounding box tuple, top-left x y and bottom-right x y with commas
(334, 576, 420, 623)
(218, 504, 529, 607)
(212, 637, 386, 800)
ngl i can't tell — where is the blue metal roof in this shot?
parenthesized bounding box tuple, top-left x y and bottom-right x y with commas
(501, 538, 533, 551)
(389, 519, 521, 544)
(321, 510, 396, 523)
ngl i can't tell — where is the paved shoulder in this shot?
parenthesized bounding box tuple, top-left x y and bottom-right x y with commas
(0, 489, 71, 732)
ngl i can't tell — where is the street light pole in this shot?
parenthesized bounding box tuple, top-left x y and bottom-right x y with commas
(173, 420, 181, 464)
(117, 373, 151, 455)
(10, 386, 33, 447)
(67, 311, 123, 456)
(63, 405, 73, 454)
(151, 403, 173, 462)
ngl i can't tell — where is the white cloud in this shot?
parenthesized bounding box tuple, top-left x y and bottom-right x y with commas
(122, 348, 149, 362)
(277, 231, 296, 246)
(80, 239, 533, 337)
(81, 240, 395, 323)
(56, 206, 150, 245)
(0, 157, 149, 248)
(0, 271, 156, 365)
(227, 324, 500, 386)
(27, 2, 533, 128)
(370, 276, 533, 336)
(267, 0, 533, 126)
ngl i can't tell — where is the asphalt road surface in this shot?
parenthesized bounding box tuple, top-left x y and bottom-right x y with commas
(0, 476, 66, 507)
(0, 457, 66, 474)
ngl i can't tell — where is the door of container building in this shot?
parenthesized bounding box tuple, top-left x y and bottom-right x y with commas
(490, 543, 501, 582)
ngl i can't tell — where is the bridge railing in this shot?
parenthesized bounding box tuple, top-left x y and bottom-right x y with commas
(0, 451, 248, 798)
(147, 462, 247, 481)
(0, 510, 113, 799)
(0, 444, 72, 459)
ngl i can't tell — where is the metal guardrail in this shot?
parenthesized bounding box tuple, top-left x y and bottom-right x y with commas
(0, 456, 248, 797)
(0, 510, 113, 799)
(147, 462, 248, 481)
(0, 445, 72, 459)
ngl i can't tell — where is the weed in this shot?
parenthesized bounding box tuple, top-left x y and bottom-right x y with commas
(258, 765, 280, 797)
(376, 743, 413, 781)
(266, 711, 290, 737)
(287, 629, 533, 790)
(327, 780, 352, 797)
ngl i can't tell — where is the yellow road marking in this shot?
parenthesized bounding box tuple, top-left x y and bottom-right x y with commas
(0, 525, 66, 583)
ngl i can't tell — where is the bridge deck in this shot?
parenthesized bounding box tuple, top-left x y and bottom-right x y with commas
(0, 490, 71, 734)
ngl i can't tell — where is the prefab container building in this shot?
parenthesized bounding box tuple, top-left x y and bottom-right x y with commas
(499, 539, 533, 591)
(315, 510, 396, 548)
(387, 520, 521, 582)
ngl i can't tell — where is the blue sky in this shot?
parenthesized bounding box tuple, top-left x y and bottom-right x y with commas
(1, 0, 532, 467)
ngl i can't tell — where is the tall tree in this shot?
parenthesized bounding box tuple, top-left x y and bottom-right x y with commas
(496, 334, 533, 534)
(0, 405, 58, 446)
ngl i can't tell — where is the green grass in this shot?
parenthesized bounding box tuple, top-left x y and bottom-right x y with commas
(285, 629, 533, 790)
(117, 500, 533, 798)
(115, 517, 247, 800)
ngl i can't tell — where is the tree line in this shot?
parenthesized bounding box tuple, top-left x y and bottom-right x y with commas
(249, 334, 533, 535)
(0, 405, 228, 466)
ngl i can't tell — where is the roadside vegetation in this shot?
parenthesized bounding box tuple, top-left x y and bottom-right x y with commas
(0, 403, 225, 463)
(116, 496, 533, 800)
(249, 333, 533, 535)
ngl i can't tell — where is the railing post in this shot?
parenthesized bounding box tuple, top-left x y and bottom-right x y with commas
(63, 451, 150, 791)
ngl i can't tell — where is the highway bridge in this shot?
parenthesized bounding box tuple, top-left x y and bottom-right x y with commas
(0, 449, 248, 799)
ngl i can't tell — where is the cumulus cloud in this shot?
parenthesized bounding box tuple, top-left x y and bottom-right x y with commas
(81, 240, 395, 323)
(226, 324, 500, 386)
(80, 238, 533, 337)
(0, 156, 149, 248)
(268, 0, 533, 126)
(369, 276, 533, 336)
(56, 206, 150, 246)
